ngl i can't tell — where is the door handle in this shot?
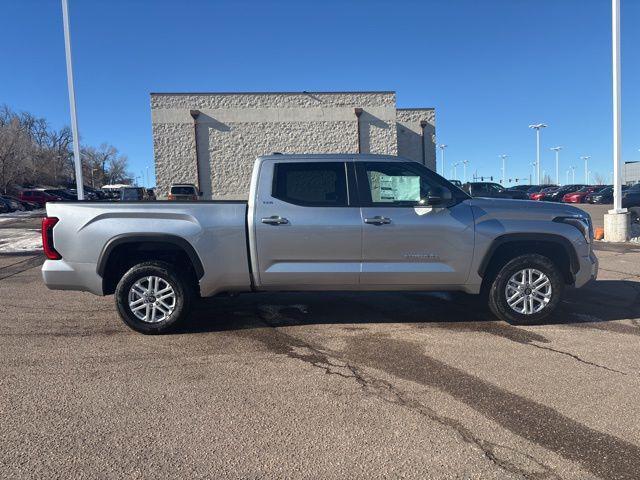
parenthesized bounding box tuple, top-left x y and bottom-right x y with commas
(261, 215, 289, 225)
(364, 216, 391, 225)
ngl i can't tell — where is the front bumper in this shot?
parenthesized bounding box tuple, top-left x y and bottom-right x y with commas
(574, 250, 598, 288)
(42, 259, 104, 295)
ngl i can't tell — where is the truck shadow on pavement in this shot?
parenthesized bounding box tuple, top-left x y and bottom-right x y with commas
(175, 279, 640, 335)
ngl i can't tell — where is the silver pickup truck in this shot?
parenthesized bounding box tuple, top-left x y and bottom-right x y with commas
(42, 154, 597, 333)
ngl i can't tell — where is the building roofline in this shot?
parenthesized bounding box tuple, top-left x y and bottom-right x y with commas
(150, 90, 396, 96)
(256, 153, 409, 162)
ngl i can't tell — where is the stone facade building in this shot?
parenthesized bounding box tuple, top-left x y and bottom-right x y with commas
(151, 91, 435, 199)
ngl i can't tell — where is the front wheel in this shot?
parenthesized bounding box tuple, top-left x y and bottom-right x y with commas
(115, 261, 193, 334)
(488, 254, 564, 325)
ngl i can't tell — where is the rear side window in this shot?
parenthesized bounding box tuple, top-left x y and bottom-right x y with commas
(272, 162, 348, 207)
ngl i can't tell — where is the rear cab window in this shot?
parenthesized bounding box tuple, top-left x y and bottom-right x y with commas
(170, 186, 197, 195)
(272, 162, 348, 207)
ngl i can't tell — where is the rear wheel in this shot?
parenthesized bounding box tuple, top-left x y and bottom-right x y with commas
(115, 261, 193, 334)
(488, 254, 564, 325)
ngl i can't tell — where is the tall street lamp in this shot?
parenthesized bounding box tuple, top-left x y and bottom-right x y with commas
(550, 146, 562, 185)
(570, 165, 576, 183)
(581, 156, 591, 183)
(462, 160, 469, 182)
(605, 0, 629, 241)
(452, 161, 461, 180)
(439, 144, 447, 177)
(500, 154, 508, 185)
(61, 0, 84, 200)
(529, 123, 547, 184)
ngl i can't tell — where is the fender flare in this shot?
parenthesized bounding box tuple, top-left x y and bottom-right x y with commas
(478, 233, 579, 277)
(96, 233, 205, 279)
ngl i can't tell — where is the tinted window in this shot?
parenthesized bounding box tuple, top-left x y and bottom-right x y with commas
(358, 162, 449, 206)
(171, 186, 197, 195)
(272, 162, 347, 207)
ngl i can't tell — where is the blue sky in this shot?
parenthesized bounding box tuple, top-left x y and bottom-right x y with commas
(2, 0, 639, 187)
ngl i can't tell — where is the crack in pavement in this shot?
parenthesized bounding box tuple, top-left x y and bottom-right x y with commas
(246, 309, 561, 479)
(527, 342, 627, 375)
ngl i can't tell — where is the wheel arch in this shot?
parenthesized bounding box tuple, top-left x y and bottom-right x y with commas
(97, 234, 204, 295)
(478, 233, 579, 287)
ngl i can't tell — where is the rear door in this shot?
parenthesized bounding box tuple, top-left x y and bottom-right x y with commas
(253, 160, 362, 287)
(357, 161, 474, 286)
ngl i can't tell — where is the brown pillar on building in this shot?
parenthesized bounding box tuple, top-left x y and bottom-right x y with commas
(420, 120, 428, 165)
(354, 108, 363, 153)
(190, 110, 203, 192)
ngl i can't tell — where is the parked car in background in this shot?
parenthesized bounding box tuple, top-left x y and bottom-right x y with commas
(448, 179, 463, 188)
(0, 197, 13, 213)
(526, 184, 556, 195)
(146, 188, 156, 201)
(622, 183, 640, 209)
(562, 186, 599, 204)
(120, 187, 149, 201)
(529, 186, 559, 201)
(544, 184, 588, 202)
(168, 183, 201, 201)
(44, 189, 78, 201)
(585, 186, 612, 204)
(507, 185, 533, 193)
(2, 195, 40, 210)
(461, 182, 529, 199)
(0, 195, 26, 212)
(19, 190, 61, 207)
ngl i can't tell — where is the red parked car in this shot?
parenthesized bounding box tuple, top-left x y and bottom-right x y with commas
(529, 186, 559, 201)
(19, 190, 61, 207)
(562, 186, 598, 203)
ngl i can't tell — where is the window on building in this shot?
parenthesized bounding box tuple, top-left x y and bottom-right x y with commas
(272, 162, 348, 207)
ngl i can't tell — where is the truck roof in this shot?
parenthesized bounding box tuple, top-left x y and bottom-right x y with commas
(256, 153, 410, 162)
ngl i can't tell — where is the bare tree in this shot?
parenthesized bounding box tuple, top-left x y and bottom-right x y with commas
(0, 104, 131, 193)
(592, 172, 607, 185)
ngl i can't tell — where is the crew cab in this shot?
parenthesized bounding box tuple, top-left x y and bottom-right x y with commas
(42, 154, 597, 334)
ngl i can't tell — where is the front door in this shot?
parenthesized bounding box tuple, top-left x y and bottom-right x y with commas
(356, 161, 475, 286)
(253, 160, 362, 288)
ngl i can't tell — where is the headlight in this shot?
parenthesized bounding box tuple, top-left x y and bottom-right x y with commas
(554, 215, 593, 243)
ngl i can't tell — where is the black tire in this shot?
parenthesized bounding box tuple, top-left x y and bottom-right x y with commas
(488, 254, 564, 325)
(115, 261, 193, 334)
(629, 207, 640, 225)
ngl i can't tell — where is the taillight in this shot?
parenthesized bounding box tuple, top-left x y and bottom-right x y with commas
(42, 217, 61, 260)
(168, 194, 175, 200)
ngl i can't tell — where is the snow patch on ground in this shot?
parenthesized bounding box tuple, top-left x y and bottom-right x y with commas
(0, 228, 42, 253)
(0, 210, 44, 224)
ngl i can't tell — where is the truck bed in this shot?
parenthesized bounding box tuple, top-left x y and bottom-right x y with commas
(43, 201, 252, 296)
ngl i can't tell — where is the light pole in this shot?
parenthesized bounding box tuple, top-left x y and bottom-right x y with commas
(500, 154, 508, 185)
(581, 156, 591, 183)
(605, 0, 629, 240)
(550, 146, 562, 185)
(570, 165, 576, 183)
(611, 0, 625, 213)
(529, 123, 547, 184)
(566, 169, 570, 185)
(452, 161, 461, 180)
(462, 160, 469, 182)
(61, 0, 84, 200)
(439, 144, 447, 177)
(529, 162, 536, 185)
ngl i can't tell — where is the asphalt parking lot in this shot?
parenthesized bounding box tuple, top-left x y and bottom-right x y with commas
(2, 213, 640, 479)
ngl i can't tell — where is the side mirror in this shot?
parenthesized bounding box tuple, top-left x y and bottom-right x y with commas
(426, 186, 452, 206)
